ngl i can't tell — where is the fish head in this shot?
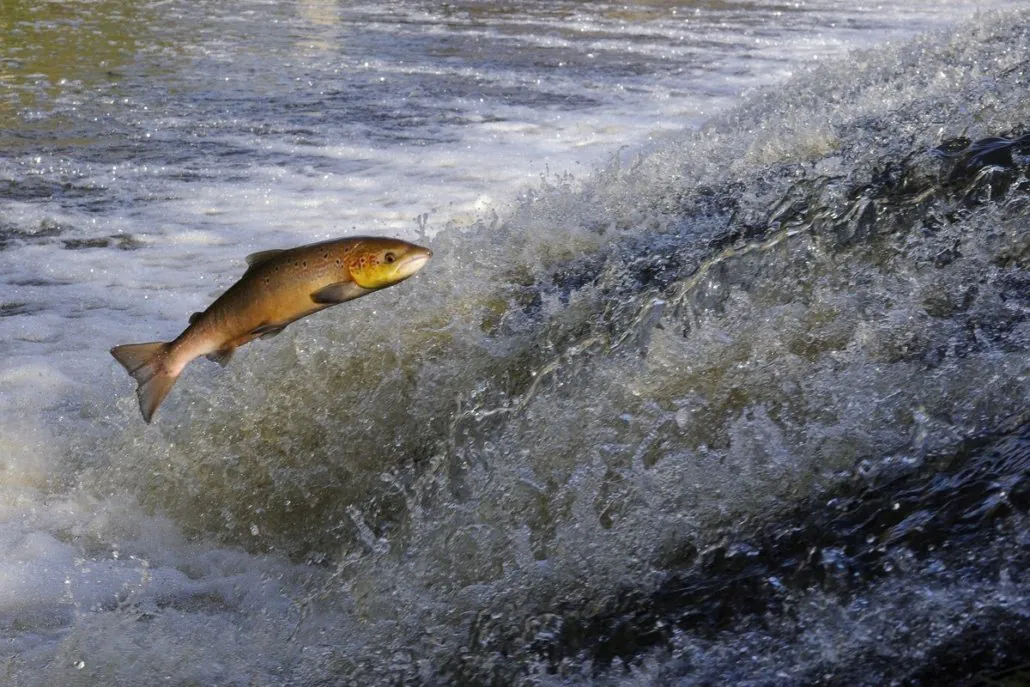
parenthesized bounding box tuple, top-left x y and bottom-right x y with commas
(347, 238, 433, 289)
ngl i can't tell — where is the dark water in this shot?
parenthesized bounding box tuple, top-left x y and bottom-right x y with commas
(1, 2, 1029, 686)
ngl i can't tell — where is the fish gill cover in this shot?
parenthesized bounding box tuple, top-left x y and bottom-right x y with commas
(13, 8, 1030, 687)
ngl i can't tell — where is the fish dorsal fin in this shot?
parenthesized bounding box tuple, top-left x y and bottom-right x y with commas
(188, 312, 202, 324)
(244, 249, 285, 269)
(311, 281, 369, 304)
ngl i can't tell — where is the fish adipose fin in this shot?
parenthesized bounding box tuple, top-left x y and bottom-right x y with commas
(311, 282, 369, 304)
(110, 342, 178, 423)
(188, 312, 202, 324)
(206, 347, 235, 367)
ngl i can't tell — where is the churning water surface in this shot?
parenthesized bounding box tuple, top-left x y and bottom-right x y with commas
(2, 1, 1030, 685)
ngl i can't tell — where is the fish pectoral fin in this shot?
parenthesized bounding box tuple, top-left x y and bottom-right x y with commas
(206, 347, 235, 367)
(251, 323, 287, 339)
(311, 281, 369, 304)
(245, 248, 285, 268)
(188, 311, 202, 324)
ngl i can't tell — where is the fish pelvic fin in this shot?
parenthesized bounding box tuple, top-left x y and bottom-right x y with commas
(110, 341, 178, 423)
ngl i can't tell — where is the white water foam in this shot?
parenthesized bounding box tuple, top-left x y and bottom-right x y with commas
(1, 2, 1027, 684)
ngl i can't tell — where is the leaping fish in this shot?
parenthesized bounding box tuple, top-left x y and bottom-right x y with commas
(111, 236, 432, 423)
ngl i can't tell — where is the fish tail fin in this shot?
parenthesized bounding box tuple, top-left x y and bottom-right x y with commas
(110, 342, 178, 423)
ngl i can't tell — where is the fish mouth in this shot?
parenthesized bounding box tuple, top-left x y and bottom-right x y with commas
(398, 249, 432, 277)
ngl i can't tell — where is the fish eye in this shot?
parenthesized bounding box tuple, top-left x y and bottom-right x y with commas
(384, 252, 396, 264)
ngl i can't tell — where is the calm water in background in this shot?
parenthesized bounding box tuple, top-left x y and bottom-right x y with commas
(2, 1, 1029, 685)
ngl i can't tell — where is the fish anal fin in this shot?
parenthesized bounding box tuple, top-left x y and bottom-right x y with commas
(206, 347, 235, 367)
(245, 249, 285, 268)
(311, 281, 369, 304)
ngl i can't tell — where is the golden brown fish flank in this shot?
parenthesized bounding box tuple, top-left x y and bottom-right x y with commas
(110, 236, 432, 423)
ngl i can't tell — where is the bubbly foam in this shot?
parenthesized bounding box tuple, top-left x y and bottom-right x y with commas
(2, 2, 1029, 685)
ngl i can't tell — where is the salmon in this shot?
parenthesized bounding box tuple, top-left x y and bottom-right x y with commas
(111, 236, 432, 422)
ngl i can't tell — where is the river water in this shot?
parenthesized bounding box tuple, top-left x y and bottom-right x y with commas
(2, 1, 1029, 685)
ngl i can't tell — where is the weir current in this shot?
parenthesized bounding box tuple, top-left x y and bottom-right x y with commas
(1, 3, 1029, 685)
